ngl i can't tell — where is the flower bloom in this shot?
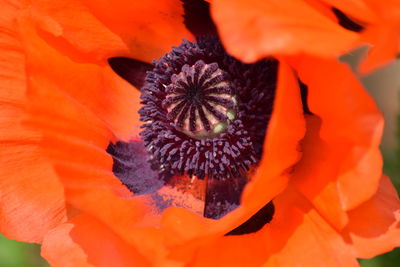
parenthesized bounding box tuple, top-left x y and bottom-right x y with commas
(1, 0, 399, 266)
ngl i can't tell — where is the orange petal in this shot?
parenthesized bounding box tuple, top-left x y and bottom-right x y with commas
(41, 223, 92, 267)
(79, 0, 193, 62)
(290, 115, 350, 229)
(25, 78, 166, 260)
(0, 143, 67, 243)
(211, 0, 358, 63)
(59, 164, 169, 262)
(359, 26, 399, 74)
(70, 215, 150, 267)
(18, 12, 141, 140)
(355, 0, 400, 73)
(30, 0, 130, 64)
(263, 187, 359, 267)
(29, 0, 193, 64)
(242, 60, 306, 211)
(25, 58, 154, 252)
(180, 233, 269, 267)
(292, 57, 383, 229)
(303, 0, 338, 22)
(318, 0, 377, 23)
(42, 215, 150, 267)
(342, 175, 400, 258)
(0, 0, 66, 243)
(3, 6, 152, 248)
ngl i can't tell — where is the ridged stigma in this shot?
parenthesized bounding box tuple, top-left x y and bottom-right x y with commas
(163, 60, 236, 139)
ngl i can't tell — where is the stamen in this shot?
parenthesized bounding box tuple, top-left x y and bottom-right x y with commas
(139, 37, 277, 184)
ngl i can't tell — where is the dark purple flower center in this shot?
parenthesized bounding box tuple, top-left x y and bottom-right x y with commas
(139, 37, 277, 186)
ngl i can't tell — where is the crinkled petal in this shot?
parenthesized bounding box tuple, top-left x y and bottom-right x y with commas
(18, 11, 141, 139)
(263, 187, 359, 267)
(21, 27, 156, 256)
(30, 0, 130, 64)
(78, 0, 193, 62)
(292, 57, 383, 229)
(0, 0, 66, 242)
(211, 0, 358, 63)
(342, 175, 400, 258)
(0, 144, 67, 243)
(1, 0, 145, 244)
(13, 7, 197, 263)
(170, 186, 363, 267)
(41, 223, 92, 267)
(29, 0, 193, 64)
(290, 115, 350, 229)
(24, 66, 168, 262)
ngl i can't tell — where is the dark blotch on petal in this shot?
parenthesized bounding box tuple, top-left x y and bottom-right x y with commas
(204, 175, 248, 219)
(182, 0, 217, 37)
(332, 8, 364, 33)
(106, 141, 164, 194)
(226, 202, 275, 235)
(108, 57, 153, 90)
(299, 80, 312, 115)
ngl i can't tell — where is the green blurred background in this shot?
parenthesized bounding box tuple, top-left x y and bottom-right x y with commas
(0, 54, 399, 266)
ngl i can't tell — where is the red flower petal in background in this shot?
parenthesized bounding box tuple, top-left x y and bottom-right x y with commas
(211, 0, 358, 62)
(323, 0, 400, 73)
(212, 0, 400, 73)
(358, 0, 400, 73)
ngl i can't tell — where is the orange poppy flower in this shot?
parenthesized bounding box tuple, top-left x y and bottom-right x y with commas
(1, 0, 399, 266)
